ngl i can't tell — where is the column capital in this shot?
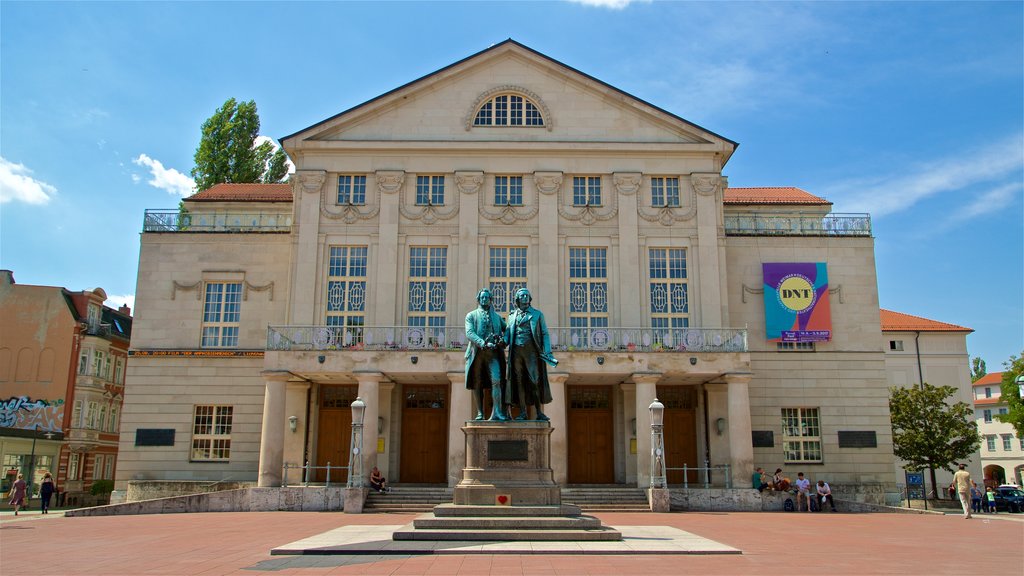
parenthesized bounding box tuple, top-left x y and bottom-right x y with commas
(353, 371, 385, 385)
(547, 372, 570, 385)
(455, 171, 484, 194)
(630, 372, 663, 386)
(446, 371, 466, 385)
(260, 370, 293, 382)
(721, 372, 753, 386)
(293, 170, 326, 195)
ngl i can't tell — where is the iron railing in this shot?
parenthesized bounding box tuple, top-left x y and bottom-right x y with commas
(725, 212, 871, 237)
(143, 209, 292, 232)
(282, 461, 350, 487)
(267, 325, 747, 353)
(665, 463, 733, 489)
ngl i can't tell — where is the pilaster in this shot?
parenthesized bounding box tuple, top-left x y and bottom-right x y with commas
(692, 173, 724, 327)
(547, 373, 569, 484)
(374, 170, 405, 325)
(614, 173, 642, 326)
(447, 371, 471, 487)
(456, 171, 483, 313)
(534, 171, 562, 307)
(290, 171, 326, 325)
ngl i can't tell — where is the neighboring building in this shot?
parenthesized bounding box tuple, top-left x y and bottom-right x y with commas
(880, 309, 981, 495)
(116, 40, 899, 504)
(0, 270, 132, 505)
(973, 372, 1024, 487)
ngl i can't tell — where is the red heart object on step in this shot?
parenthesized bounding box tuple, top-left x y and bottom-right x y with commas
(498, 495, 508, 504)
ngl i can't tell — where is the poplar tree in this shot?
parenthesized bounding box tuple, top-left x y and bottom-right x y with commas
(191, 98, 289, 192)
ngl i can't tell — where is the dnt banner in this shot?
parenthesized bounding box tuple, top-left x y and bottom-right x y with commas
(763, 262, 832, 343)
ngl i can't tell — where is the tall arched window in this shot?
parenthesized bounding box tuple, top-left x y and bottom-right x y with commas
(474, 94, 544, 127)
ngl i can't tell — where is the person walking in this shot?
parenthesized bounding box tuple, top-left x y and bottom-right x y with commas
(794, 472, 812, 512)
(952, 463, 972, 519)
(8, 473, 27, 516)
(816, 479, 836, 512)
(39, 473, 56, 514)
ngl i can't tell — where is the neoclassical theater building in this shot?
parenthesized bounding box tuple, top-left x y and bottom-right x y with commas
(115, 40, 899, 503)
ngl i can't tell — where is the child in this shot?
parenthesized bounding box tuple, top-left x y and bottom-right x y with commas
(984, 486, 997, 513)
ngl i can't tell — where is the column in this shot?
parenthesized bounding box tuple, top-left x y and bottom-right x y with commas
(691, 173, 724, 327)
(632, 373, 662, 488)
(534, 172, 562, 307)
(355, 371, 383, 484)
(614, 173, 642, 326)
(704, 382, 729, 482)
(547, 373, 569, 484)
(620, 382, 637, 484)
(289, 171, 326, 325)
(724, 373, 754, 488)
(257, 371, 291, 487)
(455, 172, 483, 312)
(378, 381, 395, 480)
(283, 381, 311, 477)
(447, 371, 472, 487)
(373, 171, 405, 325)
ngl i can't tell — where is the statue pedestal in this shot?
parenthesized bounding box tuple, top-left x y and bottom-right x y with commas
(454, 421, 561, 506)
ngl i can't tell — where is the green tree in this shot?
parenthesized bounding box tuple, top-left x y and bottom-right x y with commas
(970, 356, 987, 382)
(996, 352, 1024, 437)
(890, 383, 980, 498)
(191, 98, 289, 192)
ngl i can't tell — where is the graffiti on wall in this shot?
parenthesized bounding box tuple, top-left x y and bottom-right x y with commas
(0, 396, 65, 432)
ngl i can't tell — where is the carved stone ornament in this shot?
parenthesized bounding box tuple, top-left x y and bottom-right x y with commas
(321, 174, 380, 223)
(741, 284, 764, 304)
(533, 172, 563, 195)
(243, 280, 275, 302)
(463, 85, 554, 132)
(691, 173, 723, 196)
(637, 175, 697, 225)
(399, 175, 459, 225)
(375, 170, 405, 194)
(171, 281, 203, 301)
(294, 170, 327, 195)
(455, 171, 484, 195)
(612, 173, 642, 196)
(557, 176, 618, 226)
(479, 177, 539, 224)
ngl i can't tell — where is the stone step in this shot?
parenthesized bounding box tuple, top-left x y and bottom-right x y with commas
(414, 515, 603, 531)
(392, 526, 623, 542)
(433, 503, 582, 517)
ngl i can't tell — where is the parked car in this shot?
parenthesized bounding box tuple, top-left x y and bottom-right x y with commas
(993, 485, 1024, 513)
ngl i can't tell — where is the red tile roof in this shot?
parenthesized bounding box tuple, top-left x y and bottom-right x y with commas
(724, 187, 830, 205)
(880, 309, 973, 332)
(186, 183, 292, 202)
(973, 372, 1004, 386)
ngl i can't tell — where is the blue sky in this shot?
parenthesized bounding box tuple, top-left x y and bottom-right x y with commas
(1, 1, 1021, 371)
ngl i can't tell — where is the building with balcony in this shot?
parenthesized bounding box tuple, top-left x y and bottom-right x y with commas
(973, 372, 1024, 487)
(880, 309, 982, 495)
(116, 40, 898, 504)
(0, 270, 131, 505)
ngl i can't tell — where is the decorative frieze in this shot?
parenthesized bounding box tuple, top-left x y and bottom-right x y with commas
(375, 170, 405, 195)
(691, 173, 723, 196)
(455, 171, 484, 195)
(533, 172, 563, 195)
(294, 170, 326, 195)
(612, 173, 641, 196)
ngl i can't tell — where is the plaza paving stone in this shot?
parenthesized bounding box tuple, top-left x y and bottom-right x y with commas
(1, 508, 1021, 575)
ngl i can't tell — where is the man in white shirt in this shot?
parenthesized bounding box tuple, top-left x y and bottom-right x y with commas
(952, 463, 973, 519)
(794, 472, 812, 512)
(817, 480, 836, 512)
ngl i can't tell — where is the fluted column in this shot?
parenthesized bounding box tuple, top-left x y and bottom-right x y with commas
(258, 371, 291, 487)
(632, 372, 662, 488)
(447, 371, 471, 487)
(547, 373, 569, 484)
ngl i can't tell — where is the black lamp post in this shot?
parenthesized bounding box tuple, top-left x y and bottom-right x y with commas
(26, 425, 56, 496)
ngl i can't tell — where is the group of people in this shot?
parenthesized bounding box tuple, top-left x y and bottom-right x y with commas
(465, 287, 557, 422)
(6, 472, 57, 515)
(753, 467, 837, 512)
(951, 464, 998, 518)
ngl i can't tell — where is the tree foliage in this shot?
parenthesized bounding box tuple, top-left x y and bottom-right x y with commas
(996, 352, 1024, 437)
(191, 98, 289, 192)
(970, 356, 987, 382)
(890, 383, 980, 495)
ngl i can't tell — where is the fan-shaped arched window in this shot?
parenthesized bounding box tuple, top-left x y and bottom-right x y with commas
(474, 94, 544, 127)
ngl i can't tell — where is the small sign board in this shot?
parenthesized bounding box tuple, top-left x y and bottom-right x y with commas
(135, 428, 175, 446)
(488, 440, 529, 461)
(905, 471, 925, 500)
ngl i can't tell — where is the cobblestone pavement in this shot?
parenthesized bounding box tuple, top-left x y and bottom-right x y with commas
(1, 508, 1021, 575)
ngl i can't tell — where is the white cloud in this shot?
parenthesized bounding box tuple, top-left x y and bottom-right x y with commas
(827, 134, 1024, 218)
(104, 294, 135, 313)
(568, 0, 648, 8)
(255, 136, 296, 175)
(948, 182, 1022, 223)
(0, 157, 57, 205)
(132, 154, 195, 197)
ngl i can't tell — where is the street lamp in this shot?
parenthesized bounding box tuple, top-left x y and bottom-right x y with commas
(649, 398, 666, 489)
(347, 397, 366, 488)
(26, 425, 56, 496)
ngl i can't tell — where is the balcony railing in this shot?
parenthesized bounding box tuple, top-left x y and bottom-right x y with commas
(143, 209, 292, 233)
(267, 325, 747, 353)
(725, 212, 871, 237)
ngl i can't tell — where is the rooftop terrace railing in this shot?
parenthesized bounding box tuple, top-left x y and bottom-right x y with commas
(143, 209, 292, 232)
(725, 212, 871, 237)
(267, 325, 748, 353)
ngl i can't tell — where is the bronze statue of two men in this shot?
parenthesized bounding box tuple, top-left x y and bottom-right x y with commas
(465, 287, 558, 422)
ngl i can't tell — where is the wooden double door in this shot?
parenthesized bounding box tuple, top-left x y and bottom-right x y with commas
(567, 386, 615, 484)
(658, 386, 699, 485)
(400, 385, 448, 484)
(315, 385, 356, 483)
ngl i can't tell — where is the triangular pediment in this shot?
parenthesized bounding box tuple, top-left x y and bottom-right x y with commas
(281, 40, 736, 159)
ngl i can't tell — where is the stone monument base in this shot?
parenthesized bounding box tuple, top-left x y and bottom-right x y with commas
(453, 420, 560, 506)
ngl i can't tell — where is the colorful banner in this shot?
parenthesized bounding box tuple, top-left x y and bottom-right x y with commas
(762, 263, 832, 342)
